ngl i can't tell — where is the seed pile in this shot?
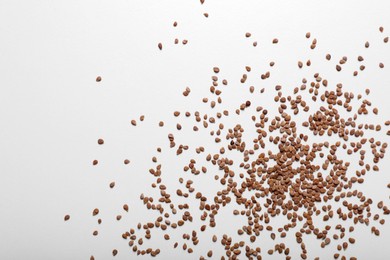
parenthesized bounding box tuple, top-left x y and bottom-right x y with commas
(65, 25, 389, 260)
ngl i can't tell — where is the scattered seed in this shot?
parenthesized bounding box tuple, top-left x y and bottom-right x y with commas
(93, 208, 99, 216)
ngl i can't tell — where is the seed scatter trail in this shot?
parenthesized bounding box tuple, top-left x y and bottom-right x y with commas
(65, 25, 390, 260)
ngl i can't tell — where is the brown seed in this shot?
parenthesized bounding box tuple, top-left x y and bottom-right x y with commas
(131, 120, 137, 126)
(159, 121, 164, 127)
(213, 67, 220, 73)
(245, 32, 251, 38)
(365, 41, 369, 48)
(123, 204, 129, 212)
(64, 215, 70, 221)
(384, 37, 389, 43)
(96, 76, 102, 82)
(158, 43, 162, 50)
(97, 139, 104, 145)
(203, 13, 209, 18)
(93, 208, 99, 216)
(379, 63, 384, 68)
(380, 26, 384, 33)
(92, 160, 98, 165)
(173, 21, 177, 27)
(109, 182, 115, 188)
(272, 38, 279, 44)
(112, 249, 118, 256)
(124, 159, 130, 165)
(207, 250, 213, 257)
(93, 230, 98, 236)
(305, 32, 311, 38)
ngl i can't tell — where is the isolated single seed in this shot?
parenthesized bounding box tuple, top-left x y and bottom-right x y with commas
(272, 38, 279, 44)
(131, 120, 137, 126)
(97, 139, 104, 145)
(64, 215, 70, 221)
(124, 159, 130, 164)
(158, 43, 162, 50)
(112, 249, 118, 256)
(213, 67, 220, 73)
(245, 32, 251, 38)
(93, 160, 98, 165)
(203, 13, 209, 18)
(123, 204, 129, 212)
(96, 76, 102, 82)
(110, 182, 115, 188)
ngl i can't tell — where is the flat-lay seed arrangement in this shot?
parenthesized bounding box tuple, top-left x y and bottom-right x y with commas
(66, 14, 389, 260)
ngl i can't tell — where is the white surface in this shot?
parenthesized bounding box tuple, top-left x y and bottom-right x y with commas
(0, 0, 389, 259)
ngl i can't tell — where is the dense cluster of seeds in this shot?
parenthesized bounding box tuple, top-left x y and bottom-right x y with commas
(65, 8, 390, 259)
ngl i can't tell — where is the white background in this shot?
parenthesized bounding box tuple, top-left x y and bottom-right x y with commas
(0, 0, 389, 259)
